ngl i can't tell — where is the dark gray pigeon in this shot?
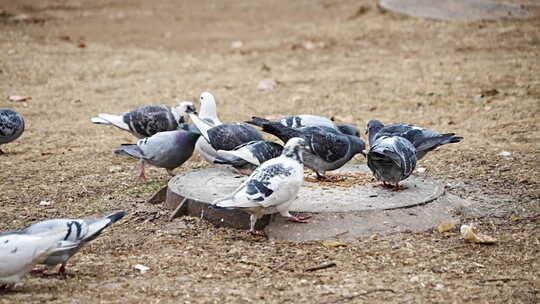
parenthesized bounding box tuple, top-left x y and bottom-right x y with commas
(247, 117, 366, 182)
(0, 109, 25, 154)
(213, 140, 284, 175)
(261, 114, 361, 137)
(190, 113, 264, 152)
(9, 211, 126, 274)
(114, 129, 200, 180)
(367, 136, 417, 190)
(366, 120, 463, 160)
(91, 102, 196, 138)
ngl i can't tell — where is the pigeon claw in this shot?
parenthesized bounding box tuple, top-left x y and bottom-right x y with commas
(392, 184, 408, 192)
(249, 230, 266, 236)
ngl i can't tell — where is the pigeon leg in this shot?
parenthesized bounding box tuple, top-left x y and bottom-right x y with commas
(392, 183, 408, 191)
(138, 159, 147, 181)
(233, 168, 251, 176)
(316, 171, 338, 182)
(58, 263, 67, 275)
(248, 214, 265, 236)
(30, 268, 46, 275)
(377, 182, 394, 189)
(287, 216, 310, 223)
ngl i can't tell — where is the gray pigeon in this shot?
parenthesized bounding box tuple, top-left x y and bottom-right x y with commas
(366, 120, 463, 160)
(12, 211, 126, 274)
(213, 137, 309, 235)
(262, 114, 361, 137)
(0, 109, 25, 154)
(213, 140, 284, 175)
(367, 136, 417, 190)
(114, 129, 200, 180)
(190, 113, 264, 153)
(0, 230, 78, 287)
(91, 102, 196, 138)
(247, 117, 366, 182)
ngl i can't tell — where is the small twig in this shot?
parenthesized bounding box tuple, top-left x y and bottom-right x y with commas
(479, 278, 529, 283)
(334, 231, 349, 238)
(168, 197, 187, 221)
(305, 262, 336, 272)
(324, 288, 396, 304)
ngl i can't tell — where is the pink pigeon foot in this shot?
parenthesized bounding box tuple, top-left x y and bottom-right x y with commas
(287, 216, 310, 223)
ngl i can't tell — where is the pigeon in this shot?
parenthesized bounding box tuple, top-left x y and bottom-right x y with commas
(0, 230, 79, 287)
(212, 137, 309, 235)
(194, 92, 224, 163)
(366, 120, 463, 160)
(190, 113, 264, 155)
(114, 129, 200, 180)
(14, 211, 126, 274)
(213, 140, 284, 175)
(247, 117, 366, 181)
(0, 109, 25, 154)
(260, 114, 361, 137)
(367, 136, 417, 190)
(91, 101, 196, 138)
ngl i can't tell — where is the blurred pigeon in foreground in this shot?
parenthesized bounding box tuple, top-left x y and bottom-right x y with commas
(17, 211, 126, 274)
(261, 114, 361, 137)
(212, 138, 309, 235)
(0, 109, 25, 154)
(91, 102, 196, 138)
(115, 130, 200, 180)
(366, 120, 463, 160)
(247, 117, 365, 182)
(0, 230, 78, 287)
(190, 113, 263, 160)
(367, 136, 417, 190)
(214, 140, 284, 175)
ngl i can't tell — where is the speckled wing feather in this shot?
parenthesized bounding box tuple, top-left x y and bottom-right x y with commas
(207, 123, 263, 151)
(123, 105, 178, 138)
(0, 109, 25, 145)
(308, 127, 350, 163)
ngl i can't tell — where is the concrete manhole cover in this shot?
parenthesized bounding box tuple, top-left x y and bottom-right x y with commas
(379, 0, 534, 21)
(165, 164, 471, 241)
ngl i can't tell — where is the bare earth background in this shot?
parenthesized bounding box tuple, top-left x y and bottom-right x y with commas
(0, 0, 539, 303)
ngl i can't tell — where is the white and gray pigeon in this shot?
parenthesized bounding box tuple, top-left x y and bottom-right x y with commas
(0, 109, 25, 154)
(367, 136, 417, 190)
(261, 114, 361, 137)
(114, 129, 200, 180)
(212, 137, 309, 235)
(0, 230, 78, 287)
(190, 113, 264, 156)
(91, 101, 196, 138)
(366, 120, 463, 160)
(194, 92, 224, 163)
(247, 117, 366, 182)
(213, 140, 284, 175)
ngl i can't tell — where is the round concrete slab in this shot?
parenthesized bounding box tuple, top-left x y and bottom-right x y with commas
(379, 0, 533, 21)
(165, 164, 471, 241)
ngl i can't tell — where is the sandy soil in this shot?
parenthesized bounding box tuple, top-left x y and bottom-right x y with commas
(0, 0, 539, 303)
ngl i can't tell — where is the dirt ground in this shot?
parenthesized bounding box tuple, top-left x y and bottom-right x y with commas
(0, 0, 539, 303)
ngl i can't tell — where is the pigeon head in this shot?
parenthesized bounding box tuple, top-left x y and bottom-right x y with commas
(348, 135, 367, 157)
(337, 124, 361, 138)
(366, 120, 384, 135)
(173, 101, 197, 124)
(199, 92, 218, 121)
(282, 137, 306, 162)
(179, 123, 202, 135)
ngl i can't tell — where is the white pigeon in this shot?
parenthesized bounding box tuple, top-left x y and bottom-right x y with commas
(91, 101, 196, 138)
(0, 230, 78, 287)
(194, 92, 223, 163)
(212, 137, 309, 235)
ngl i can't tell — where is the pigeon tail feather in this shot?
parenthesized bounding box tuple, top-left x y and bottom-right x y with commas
(96, 113, 130, 131)
(114, 145, 145, 159)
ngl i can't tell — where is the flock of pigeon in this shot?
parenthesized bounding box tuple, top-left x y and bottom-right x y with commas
(0, 92, 462, 288)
